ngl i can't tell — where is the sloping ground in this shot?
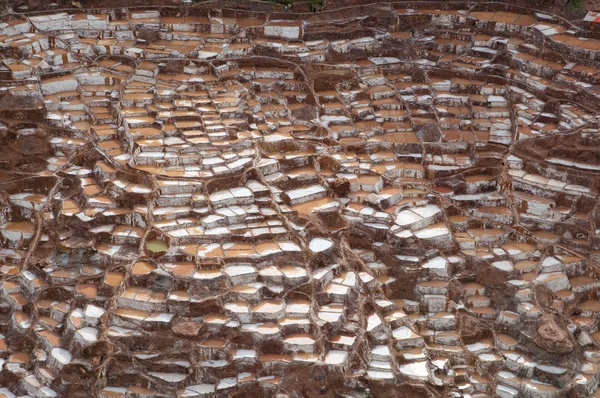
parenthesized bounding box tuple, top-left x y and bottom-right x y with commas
(1, 3, 600, 398)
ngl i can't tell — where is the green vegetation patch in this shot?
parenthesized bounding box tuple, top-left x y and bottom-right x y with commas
(567, 0, 584, 11)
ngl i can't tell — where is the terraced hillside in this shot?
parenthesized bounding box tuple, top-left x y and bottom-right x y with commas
(0, 2, 600, 397)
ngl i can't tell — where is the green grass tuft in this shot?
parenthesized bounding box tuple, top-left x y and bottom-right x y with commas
(274, 0, 324, 5)
(567, 0, 584, 11)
